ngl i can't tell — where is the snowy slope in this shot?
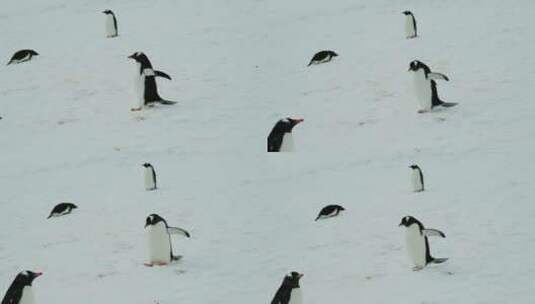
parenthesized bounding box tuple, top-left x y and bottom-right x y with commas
(1, 0, 535, 303)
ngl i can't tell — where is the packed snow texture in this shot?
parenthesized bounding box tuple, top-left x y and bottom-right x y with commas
(1, 0, 534, 303)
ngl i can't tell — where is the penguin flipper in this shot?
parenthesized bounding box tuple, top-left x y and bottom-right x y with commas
(423, 228, 446, 238)
(155, 71, 172, 80)
(427, 72, 449, 81)
(167, 227, 190, 238)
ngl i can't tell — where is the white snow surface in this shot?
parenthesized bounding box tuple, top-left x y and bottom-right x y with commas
(1, 0, 535, 303)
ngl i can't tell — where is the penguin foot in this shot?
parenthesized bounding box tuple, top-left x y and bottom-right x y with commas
(412, 266, 424, 271)
(153, 261, 168, 266)
(131, 107, 142, 111)
(144, 262, 154, 267)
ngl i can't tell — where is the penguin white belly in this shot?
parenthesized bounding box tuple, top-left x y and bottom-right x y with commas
(405, 16, 416, 38)
(411, 170, 423, 192)
(147, 222, 171, 264)
(289, 288, 302, 304)
(413, 71, 432, 112)
(105, 15, 117, 37)
(133, 65, 145, 108)
(144, 168, 156, 190)
(405, 225, 426, 267)
(279, 133, 295, 152)
(19, 286, 35, 304)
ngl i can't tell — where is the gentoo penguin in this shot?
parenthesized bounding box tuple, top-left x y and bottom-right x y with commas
(403, 11, 417, 39)
(7, 50, 39, 65)
(315, 204, 345, 221)
(144, 214, 190, 267)
(409, 164, 424, 192)
(267, 118, 304, 152)
(307, 50, 338, 66)
(128, 52, 176, 111)
(143, 163, 157, 191)
(102, 10, 118, 38)
(399, 216, 448, 271)
(1, 271, 43, 304)
(47, 202, 78, 219)
(271, 272, 303, 304)
(409, 60, 457, 113)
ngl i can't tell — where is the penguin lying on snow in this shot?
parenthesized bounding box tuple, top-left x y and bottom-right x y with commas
(7, 50, 39, 65)
(408, 60, 457, 113)
(399, 216, 448, 271)
(267, 118, 304, 152)
(409, 164, 424, 192)
(1, 271, 43, 304)
(315, 204, 345, 221)
(102, 10, 118, 38)
(271, 272, 303, 304)
(307, 50, 338, 66)
(128, 52, 176, 111)
(144, 214, 190, 267)
(47, 202, 78, 219)
(403, 11, 417, 39)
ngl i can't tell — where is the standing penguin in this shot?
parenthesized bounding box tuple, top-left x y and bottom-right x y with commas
(142, 163, 157, 191)
(399, 216, 448, 271)
(128, 52, 176, 111)
(267, 118, 304, 152)
(144, 214, 190, 267)
(408, 60, 457, 113)
(409, 164, 424, 192)
(1, 271, 43, 304)
(47, 202, 78, 218)
(403, 11, 417, 39)
(7, 50, 39, 65)
(307, 50, 338, 66)
(102, 10, 118, 38)
(271, 272, 303, 304)
(315, 204, 345, 221)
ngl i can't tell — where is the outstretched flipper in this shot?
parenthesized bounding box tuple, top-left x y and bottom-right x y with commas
(168, 227, 190, 238)
(423, 228, 446, 238)
(155, 71, 172, 80)
(427, 72, 449, 81)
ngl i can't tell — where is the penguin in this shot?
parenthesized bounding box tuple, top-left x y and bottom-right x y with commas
(267, 118, 304, 152)
(315, 204, 345, 221)
(408, 60, 457, 113)
(409, 164, 424, 192)
(307, 50, 338, 66)
(128, 52, 176, 111)
(399, 216, 448, 271)
(102, 10, 118, 38)
(144, 214, 190, 267)
(143, 163, 157, 191)
(1, 271, 43, 304)
(47, 203, 78, 219)
(271, 272, 303, 304)
(7, 50, 39, 65)
(403, 11, 417, 39)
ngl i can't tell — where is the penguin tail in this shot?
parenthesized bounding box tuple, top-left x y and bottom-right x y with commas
(441, 102, 458, 108)
(430, 257, 448, 264)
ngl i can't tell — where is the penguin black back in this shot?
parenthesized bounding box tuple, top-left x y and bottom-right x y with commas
(7, 50, 39, 65)
(47, 202, 78, 219)
(267, 118, 303, 152)
(315, 204, 345, 221)
(2, 271, 42, 304)
(271, 272, 303, 304)
(307, 50, 338, 66)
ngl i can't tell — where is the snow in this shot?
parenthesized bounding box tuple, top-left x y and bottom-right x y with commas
(1, 0, 535, 303)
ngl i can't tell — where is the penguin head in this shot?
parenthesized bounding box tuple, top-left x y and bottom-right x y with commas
(399, 216, 422, 228)
(102, 10, 114, 15)
(15, 271, 43, 286)
(275, 118, 304, 134)
(402, 11, 413, 16)
(29, 50, 39, 56)
(128, 52, 152, 68)
(142, 163, 152, 168)
(329, 51, 339, 57)
(283, 272, 303, 288)
(145, 214, 165, 228)
(408, 60, 430, 73)
(409, 164, 420, 170)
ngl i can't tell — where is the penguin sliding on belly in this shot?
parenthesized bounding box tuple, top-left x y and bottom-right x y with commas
(1, 271, 43, 304)
(144, 214, 190, 267)
(307, 50, 338, 66)
(128, 52, 176, 111)
(271, 272, 304, 304)
(7, 50, 39, 65)
(409, 60, 457, 113)
(267, 118, 304, 152)
(399, 216, 448, 271)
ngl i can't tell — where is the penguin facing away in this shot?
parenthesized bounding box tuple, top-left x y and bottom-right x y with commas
(143, 163, 157, 191)
(1, 271, 43, 304)
(267, 118, 304, 152)
(102, 10, 118, 38)
(399, 216, 448, 271)
(315, 204, 345, 221)
(409, 165, 424, 192)
(144, 214, 190, 267)
(47, 203, 78, 219)
(271, 272, 303, 304)
(308, 50, 338, 66)
(403, 11, 417, 39)
(408, 60, 457, 113)
(128, 52, 176, 111)
(7, 50, 39, 65)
